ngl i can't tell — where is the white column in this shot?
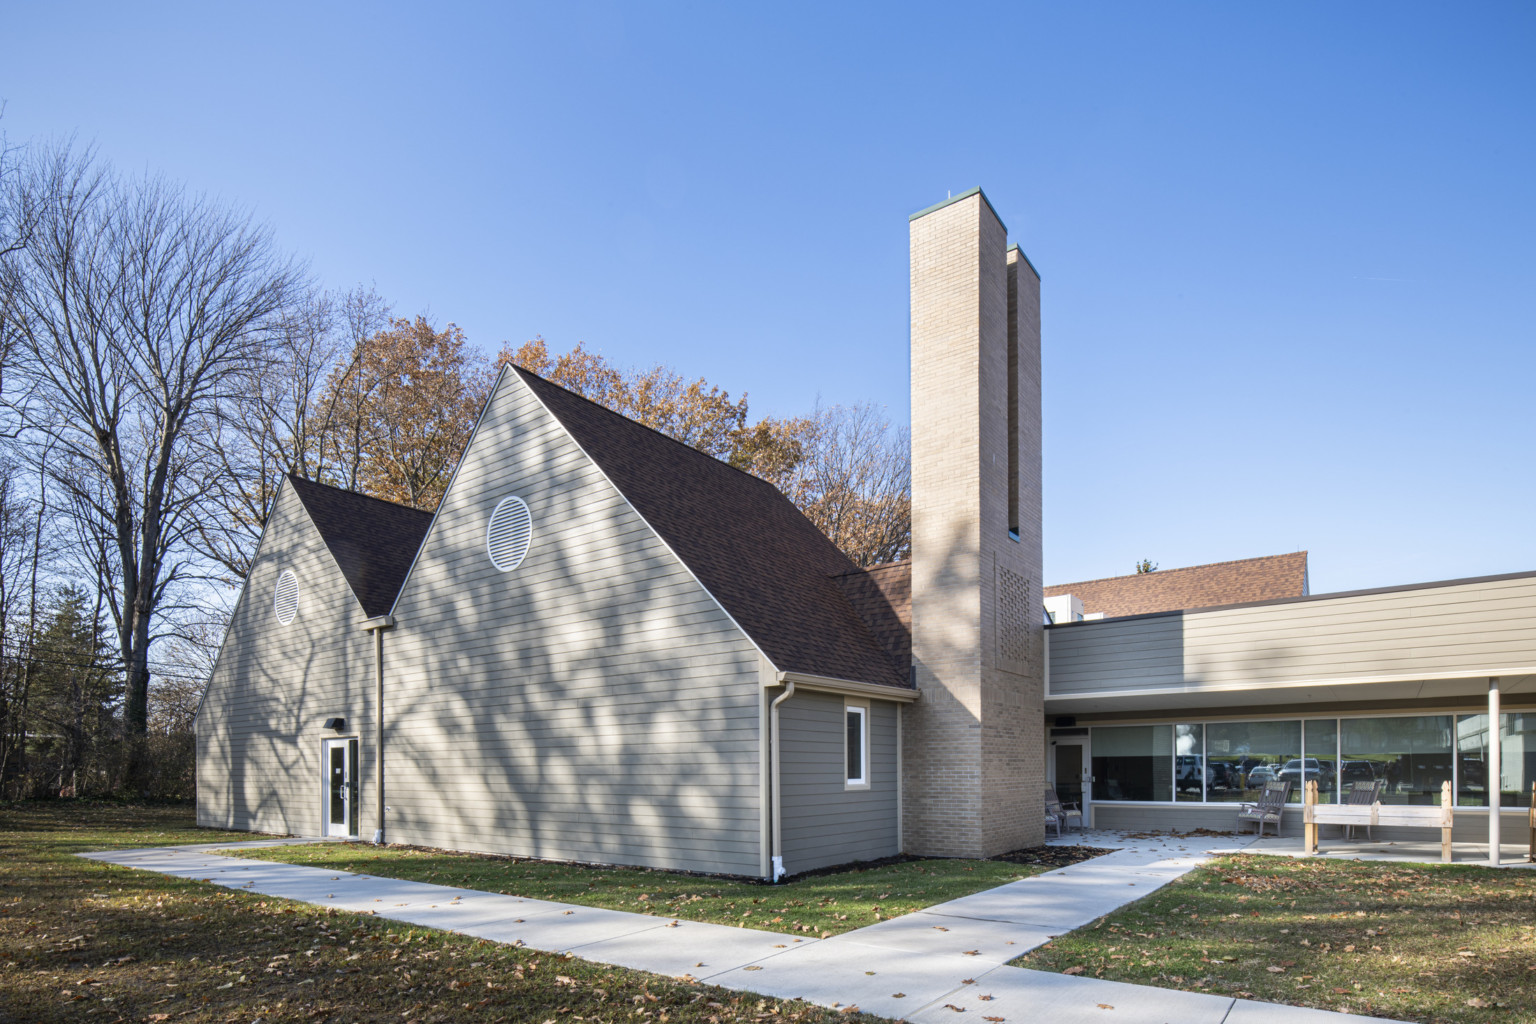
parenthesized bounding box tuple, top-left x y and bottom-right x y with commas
(1489, 677, 1501, 866)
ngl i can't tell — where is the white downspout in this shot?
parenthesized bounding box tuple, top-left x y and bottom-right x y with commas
(362, 615, 396, 845)
(769, 679, 796, 882)
(1489, 677, 1501, 867)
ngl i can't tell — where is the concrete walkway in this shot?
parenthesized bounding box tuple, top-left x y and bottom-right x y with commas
(1208, 833, 1536, 867)
(81, 833, 1401, 1024)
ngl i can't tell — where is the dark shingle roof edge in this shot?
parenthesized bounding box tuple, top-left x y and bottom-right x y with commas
(511, 366, 909, 689)
(285, 474, 434, 618)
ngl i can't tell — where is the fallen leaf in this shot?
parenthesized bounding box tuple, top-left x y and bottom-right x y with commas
(1097, 1006, 1114, 1011)
(984, 1018, 1005, 1022)
(1062, 966, 1085, 976)
(892, 993, 906, 998)
(864, 971, 876, 976)
(743, 965, 763, 971)
(1467, 998, 1492, 1008)
(933, 925, 950, 932)
(1267, 966, 1285, 974)
(945, 1005, 965, 1013)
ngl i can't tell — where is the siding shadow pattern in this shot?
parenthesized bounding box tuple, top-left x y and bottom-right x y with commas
(382, 372, 763, 876)
(197, 485, 378, 839)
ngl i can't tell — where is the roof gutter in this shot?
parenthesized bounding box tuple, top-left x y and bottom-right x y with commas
(772, 671, 921, 703)
(362, 615, 396, 845)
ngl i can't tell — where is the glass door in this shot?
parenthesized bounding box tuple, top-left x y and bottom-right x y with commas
(1051, 739, 1091, 822)
(322, 737, 358, 838)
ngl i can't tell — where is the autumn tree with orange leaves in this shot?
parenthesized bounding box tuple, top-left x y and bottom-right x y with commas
(498, 340, 909, 567)
(321, 317, 492, 509)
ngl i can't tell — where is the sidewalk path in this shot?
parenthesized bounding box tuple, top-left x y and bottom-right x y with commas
(82, 833, 1401, 1024)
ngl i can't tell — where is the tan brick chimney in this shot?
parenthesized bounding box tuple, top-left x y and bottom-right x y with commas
(903, 188, 1044, 857)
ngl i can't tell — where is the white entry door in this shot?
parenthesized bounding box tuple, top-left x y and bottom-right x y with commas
(322, 737, 359, 838)
(1051, 739, 1091, 823)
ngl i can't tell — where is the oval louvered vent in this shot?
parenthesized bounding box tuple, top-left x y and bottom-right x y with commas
(486, 496, 533, 572)
(273, 569, 299, 624)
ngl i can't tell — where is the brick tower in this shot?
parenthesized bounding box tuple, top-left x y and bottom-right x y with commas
(903, 188, 1045, 857)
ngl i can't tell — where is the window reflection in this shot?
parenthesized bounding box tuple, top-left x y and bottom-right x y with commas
(1303, 719, 1339, 805)
(1456, 713, 1536, 808)
(1205, 720, 1301, 803)
(1091, 725, 1171, 802)
(1175, 723, 1203, 802)
(1341, 716, 1452, 805)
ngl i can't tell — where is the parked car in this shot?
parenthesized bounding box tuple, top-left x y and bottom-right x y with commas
(1276, 758, 1335, 794)
(1339, 759, 1379, 783)
(1176, 754, 1212, 792)
(1245, 764, 1279, 787)
(1207, 761, 1239, 790)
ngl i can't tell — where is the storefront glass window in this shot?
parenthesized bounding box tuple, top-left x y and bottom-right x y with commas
(1091, 725, 1172, 802)
(1303, 719, 1339, 804)
(1205, 720, 1301, 803)
(1341, 716, 1452, 805)
(1175, 723, 1204, 802)
(1456, 713, 1536, 808)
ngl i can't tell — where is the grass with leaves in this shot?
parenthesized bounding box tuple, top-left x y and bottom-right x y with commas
(222, 841, 1067, 938)
(0, 801, 898, 1024)
(1014, 853, 1536, 1023)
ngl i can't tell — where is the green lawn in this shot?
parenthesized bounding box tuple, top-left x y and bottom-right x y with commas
(222, 840, 1069, 938)
(1014, 854, 1536, 1024)
(0, 801, 895, 1024)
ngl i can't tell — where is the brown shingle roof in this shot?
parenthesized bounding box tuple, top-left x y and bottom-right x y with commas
(831, 562, 911, 682)
(515, 367, 908, 689)
(287, 474, 434, 618)
(1044, 552, 1309, 619)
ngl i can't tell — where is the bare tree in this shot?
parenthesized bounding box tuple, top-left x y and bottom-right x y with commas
(787, 403, 912, 567)
(197, 285, 389, 579)
(0, 143, 300, 783)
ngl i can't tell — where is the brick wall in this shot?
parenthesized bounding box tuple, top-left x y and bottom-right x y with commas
(903, 191, 1045, 857)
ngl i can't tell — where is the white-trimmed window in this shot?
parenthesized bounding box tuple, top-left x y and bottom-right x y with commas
(844, 703, 868, 788)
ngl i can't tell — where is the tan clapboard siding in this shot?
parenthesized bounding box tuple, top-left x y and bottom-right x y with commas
(777, 691, 899, 872)
(196, 484, 375, 838)
(1049, 575, 1536, 695)
(383, 371, 764, 876)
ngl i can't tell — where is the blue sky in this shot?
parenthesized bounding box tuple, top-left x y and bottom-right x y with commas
(6, 2, 1533, 593)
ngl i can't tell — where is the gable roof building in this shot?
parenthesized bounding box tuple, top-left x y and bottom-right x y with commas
(515, 367, 907, 690)
(199, 188, 1532, 875)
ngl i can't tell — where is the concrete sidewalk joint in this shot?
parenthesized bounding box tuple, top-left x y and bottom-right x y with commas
(81, 831, 1402, 1024)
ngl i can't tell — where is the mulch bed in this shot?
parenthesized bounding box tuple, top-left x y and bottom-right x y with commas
(991, 843, 1115, 868)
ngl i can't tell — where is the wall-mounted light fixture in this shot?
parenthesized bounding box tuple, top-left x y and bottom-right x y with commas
(323, 717, 346, 732)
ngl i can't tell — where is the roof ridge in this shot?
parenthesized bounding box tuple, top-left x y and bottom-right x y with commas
(286, 472, 434, 518)
(1047, 551, 1307, 591)
(509, 365, 785, 494)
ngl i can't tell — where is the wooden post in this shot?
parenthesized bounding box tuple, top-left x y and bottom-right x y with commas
(1304, 779, 1319, 855)
(1527, 781, 1534, 864)
(1441, 780, 1454, 863)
